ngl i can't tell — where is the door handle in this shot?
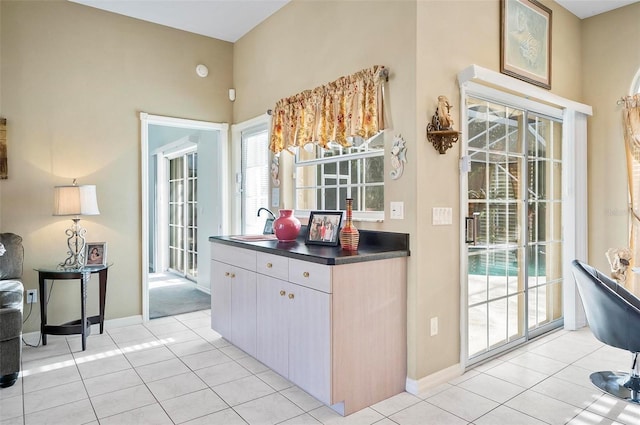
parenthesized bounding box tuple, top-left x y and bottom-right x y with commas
(465, 215, 478, 244)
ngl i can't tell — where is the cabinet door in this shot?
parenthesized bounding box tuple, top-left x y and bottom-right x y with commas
(230, 266, 257, 357)
(211, 260, 232, 339)
(256, 275, 289, 377)
(288, 285, 331, 404)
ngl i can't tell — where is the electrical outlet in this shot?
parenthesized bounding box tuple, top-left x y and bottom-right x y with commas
(430, 317, 438, 336)
(26, 289, 37, 304)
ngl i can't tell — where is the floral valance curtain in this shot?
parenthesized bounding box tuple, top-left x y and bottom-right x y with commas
(269, 65, 386, 154)
(623, 94, 640, 294)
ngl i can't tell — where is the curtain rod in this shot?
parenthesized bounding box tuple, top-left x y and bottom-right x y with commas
(266, 67, 389, 115)
(617, 95, 640, 105)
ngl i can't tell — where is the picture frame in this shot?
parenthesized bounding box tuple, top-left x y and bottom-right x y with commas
(500, 0, 552, 89)
(305, 211, 343, 246)
(84, 242, 107, 267)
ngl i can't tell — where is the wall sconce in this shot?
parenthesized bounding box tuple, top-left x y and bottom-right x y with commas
(426, 95, 461, 154)
(228, 88, 236, 102)
(53, 180, 100, 269)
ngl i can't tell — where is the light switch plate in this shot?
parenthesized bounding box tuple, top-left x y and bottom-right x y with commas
(432, 207, 452, 225)
(390, 201, 404, 219)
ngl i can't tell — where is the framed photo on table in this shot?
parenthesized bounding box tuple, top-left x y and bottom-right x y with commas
(305, 211, 343, 246)
(85, 242, 107, 267)
(500, 0, 552, 89)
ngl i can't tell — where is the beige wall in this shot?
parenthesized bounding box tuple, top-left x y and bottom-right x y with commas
(1, 0, 233, 331)
(234, 0, 583, 381)
(3, 0, 633, 386)
(412, 0, 583, 379)
(234, 0, 420, 374)
(582, 3, 640, 276)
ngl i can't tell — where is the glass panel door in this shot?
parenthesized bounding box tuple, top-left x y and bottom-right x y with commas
(169, 151, 198, 280)
(526, 113, 563, 336)
(465, 97, 562, 364)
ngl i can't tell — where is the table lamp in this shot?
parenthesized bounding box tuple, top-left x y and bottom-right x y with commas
(53, 180, 100, 269)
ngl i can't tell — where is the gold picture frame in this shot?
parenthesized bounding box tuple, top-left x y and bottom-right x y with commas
(500, 0, 552, 89)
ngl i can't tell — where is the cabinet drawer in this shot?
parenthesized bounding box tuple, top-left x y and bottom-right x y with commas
(257, 252, 289, 280)
(289, 259, 332, 293)
(211, 243, 256, 271)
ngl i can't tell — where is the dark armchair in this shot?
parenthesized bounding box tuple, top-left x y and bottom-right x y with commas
(571, 259, 640, 403)
(0, 233, 24, 388)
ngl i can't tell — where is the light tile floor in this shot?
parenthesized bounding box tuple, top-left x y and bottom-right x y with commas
(2, 311, 640, 425)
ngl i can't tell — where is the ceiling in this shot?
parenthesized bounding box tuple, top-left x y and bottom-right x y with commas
(70, 0, 639, 42)
(69, 0, 291, 43)
(555, 0, 639, 19)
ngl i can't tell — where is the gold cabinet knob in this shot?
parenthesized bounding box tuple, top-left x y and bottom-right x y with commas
(303, 272, 310, 278)
(280, 290, 286, 296)
(266, 263, 273, 268)
(230, 273, 236, 278)
(288, 293, 295, 299)
(225, 272, 230, 277)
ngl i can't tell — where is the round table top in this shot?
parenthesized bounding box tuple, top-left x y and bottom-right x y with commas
(35, 264, 112, 274)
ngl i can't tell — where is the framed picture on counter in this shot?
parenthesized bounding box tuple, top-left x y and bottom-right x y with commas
(305, 211, 343, 247)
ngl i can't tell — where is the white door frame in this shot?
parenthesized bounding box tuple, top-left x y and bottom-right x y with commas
(140, 112, 229, 322)
(457, 65, 592, 369)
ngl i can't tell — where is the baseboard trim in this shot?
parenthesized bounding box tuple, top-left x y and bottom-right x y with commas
(104, 315, 143, 329)
(22, 315, 143, 343)
(405, 363, 463, 395)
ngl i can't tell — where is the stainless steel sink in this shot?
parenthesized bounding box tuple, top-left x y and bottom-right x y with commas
(230, 234, 278, 242)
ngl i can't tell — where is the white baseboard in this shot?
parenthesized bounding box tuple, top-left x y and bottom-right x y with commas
(405, 363, 463, 395)
(22, 315, 143, 342)
(103, 315, 143, 329)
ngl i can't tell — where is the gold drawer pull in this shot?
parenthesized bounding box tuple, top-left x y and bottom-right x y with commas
(230, 273, 236, 278)
(266, 263, 273, 268)
(280, 290, 286, 296)
(303, 272, 310, 278)
(225, 272, 230, 277)
(288, 293, 295, 299)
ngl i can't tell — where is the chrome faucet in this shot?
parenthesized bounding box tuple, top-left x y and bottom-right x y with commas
(257, 208, 276, 219)
(257, 208, 276, 234)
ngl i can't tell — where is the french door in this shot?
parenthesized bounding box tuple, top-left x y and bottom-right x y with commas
(464, 96, 563, 364)
(168, 151, 198, 280)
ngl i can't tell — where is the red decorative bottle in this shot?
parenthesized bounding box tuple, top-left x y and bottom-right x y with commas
(273, 209, 301, 242)
(339, 198, 359, 251)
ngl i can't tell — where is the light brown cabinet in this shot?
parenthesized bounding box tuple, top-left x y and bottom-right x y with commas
(211, 241, 407, 415)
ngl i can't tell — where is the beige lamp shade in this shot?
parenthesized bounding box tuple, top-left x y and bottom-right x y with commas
(53, 185, 100, 216)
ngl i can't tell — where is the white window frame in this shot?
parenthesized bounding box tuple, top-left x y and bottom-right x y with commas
(631, 67, 640, 94)
(293, 132, 385, 222)
(231, 114, 272, 234)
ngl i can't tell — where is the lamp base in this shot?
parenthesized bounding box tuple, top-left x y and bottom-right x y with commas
(59, 218, 86, 270)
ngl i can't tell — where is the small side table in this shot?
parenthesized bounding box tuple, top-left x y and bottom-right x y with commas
(35, 265, 110, 351)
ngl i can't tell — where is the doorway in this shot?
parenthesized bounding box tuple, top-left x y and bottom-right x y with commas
(141, 113, 229, 321)
(463, 96, 564, 365)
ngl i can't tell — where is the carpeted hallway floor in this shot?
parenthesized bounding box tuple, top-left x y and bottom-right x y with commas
(149, 273, 210, 319)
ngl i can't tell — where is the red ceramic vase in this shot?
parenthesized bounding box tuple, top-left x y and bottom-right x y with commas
(274, 209, 301, 242)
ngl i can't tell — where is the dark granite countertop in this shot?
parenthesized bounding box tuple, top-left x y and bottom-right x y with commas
(209, 229, 410, 265)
